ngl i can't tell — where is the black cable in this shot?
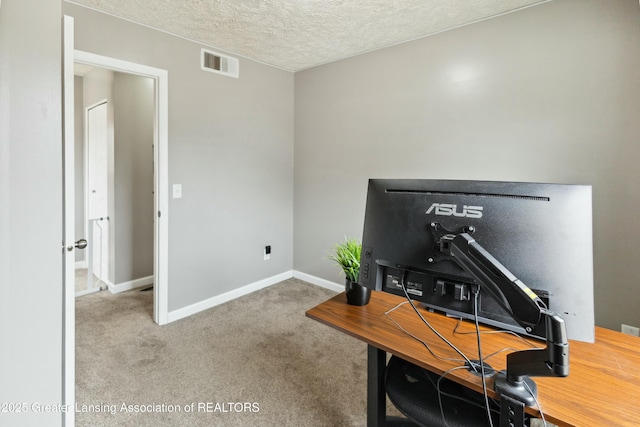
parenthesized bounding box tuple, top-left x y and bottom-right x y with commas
(399, 271, 476, 370)
(473, 288, 495, 427)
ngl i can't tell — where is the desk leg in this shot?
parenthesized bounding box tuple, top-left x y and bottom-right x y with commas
(367, 345, 387, 427)
(500, 395, 526, 427)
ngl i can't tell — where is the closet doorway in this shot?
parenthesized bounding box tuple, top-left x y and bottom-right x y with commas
(74, 99, 110, 296)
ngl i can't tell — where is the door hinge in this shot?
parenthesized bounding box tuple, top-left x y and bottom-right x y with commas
(158, 210, 161, 218)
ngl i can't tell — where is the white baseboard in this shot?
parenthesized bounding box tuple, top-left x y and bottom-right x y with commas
(167, 270, 294, 323)
(165, 270, 344, 324)
(292, 270, 344, 293)
(108, 275, 154, 294)
(75, 286, 101, 297)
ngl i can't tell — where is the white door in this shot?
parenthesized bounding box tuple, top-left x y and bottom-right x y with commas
(87, 102, 108, 220)
(62, 15, 76, 427)
(87, 102, 109, 285)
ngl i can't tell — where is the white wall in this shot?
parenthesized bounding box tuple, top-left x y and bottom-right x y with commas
(0, 0, 64, 425)
(294, 0, 640, 331)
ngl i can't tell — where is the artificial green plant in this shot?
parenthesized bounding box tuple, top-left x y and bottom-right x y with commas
(328, 237, 362, 283)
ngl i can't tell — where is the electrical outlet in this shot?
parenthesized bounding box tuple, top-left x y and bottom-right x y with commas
(264, 245, 271, 261)
(621, 324, 640, 337)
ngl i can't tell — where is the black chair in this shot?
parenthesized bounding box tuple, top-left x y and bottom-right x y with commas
(385, 355, 501, 427)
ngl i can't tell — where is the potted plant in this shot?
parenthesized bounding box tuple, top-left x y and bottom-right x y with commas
(328, 237, 371, 306)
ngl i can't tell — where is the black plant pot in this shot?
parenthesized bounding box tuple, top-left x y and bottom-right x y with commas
(345, 279, 371, 306)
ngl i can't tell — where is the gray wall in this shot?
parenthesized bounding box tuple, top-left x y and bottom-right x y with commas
(0, 0, 64, 425)
(113, 72, 154, 283)
(294, 0, 640, 332)
(64, 2, 295, 312)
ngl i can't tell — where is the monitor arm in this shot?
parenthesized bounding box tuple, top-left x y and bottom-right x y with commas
(434, 225, 569, 405)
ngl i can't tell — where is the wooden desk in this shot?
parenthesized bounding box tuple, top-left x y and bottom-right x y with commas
(306, 291, 640, 427)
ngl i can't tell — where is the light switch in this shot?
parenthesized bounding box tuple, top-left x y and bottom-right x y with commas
(173, 184, 182, 199)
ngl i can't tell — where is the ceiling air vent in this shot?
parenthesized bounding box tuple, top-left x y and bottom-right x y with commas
(201, 48, 239, 78)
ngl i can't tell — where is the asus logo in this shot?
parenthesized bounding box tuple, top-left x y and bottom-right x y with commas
(426, 203, 484, 219)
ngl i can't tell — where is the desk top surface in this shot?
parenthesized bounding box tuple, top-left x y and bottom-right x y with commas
(306, 291, 640, 427)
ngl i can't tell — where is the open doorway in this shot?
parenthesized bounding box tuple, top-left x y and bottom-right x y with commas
(70, 49, 169, 326)
(73, 68, 155, 299)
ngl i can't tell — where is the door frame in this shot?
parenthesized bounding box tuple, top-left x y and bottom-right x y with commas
(72, 49, 169, 323)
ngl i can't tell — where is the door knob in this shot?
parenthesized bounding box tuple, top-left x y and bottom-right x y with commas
(67, 239, 88, 251)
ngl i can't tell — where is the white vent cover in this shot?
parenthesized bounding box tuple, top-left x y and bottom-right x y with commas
(201, 48, 239, 78)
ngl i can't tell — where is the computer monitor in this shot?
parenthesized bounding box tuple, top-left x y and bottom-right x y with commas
(359, 179, 594, 343)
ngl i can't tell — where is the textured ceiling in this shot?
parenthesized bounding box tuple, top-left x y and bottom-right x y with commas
(68, 0, 549, 72)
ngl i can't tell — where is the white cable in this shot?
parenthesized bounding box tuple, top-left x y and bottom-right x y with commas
(398, 273, 476, 369)
(453, 318, 544, 349)
(524, 380, 547, 427)
(433, 365, 501, 427)
(436, 365, 467, 427)
(388, 272, 548, 427)
(473, 289, 495, 427)
(385, 302, 465, 363)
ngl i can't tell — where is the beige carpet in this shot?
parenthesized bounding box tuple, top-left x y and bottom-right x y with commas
(75, 278, 399, 426)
